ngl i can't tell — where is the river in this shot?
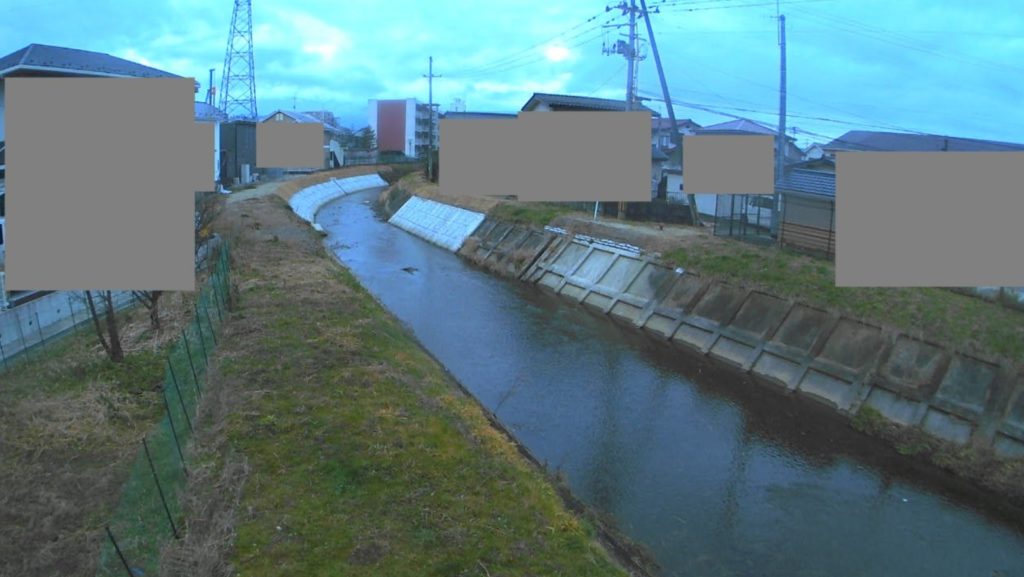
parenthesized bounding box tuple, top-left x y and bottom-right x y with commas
(317, 189, 1024, 577)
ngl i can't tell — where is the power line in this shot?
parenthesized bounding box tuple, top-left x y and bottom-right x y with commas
(587, 62, 629, 96)
(448, 21, 613, 80)
(791, 6, 1024, 75)
(656, 0, 837, 12)
(445, 10, 609, 78)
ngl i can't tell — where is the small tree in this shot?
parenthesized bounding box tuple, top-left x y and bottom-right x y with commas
(132, 290, 165, 330)
(85, 290, 124, 363)
(356, 126, 376, 150)
(196, 190, 225, 259)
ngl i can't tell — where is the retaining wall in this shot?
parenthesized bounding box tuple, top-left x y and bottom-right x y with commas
(451, 215, 1024, 459)
(0, 290, 135, 365)
(288, 173, 389, 229)
(388, 196, 487, 252)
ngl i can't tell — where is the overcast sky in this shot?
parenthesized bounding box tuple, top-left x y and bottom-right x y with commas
(2, 0, 1022, 147)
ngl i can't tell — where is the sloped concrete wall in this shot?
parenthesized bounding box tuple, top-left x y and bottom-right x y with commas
(288, 173, 389, 224)
(389, 196, 487, 252)
(393, 196, 1024, 459)
(457, 218, 559, 278)
(520, 233, 1024, 459)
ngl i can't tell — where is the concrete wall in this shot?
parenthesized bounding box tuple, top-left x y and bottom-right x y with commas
(449, 211, 1024, 460)
(388, 196, 486, 252)
(0, 290, 135, 364)
(288, 173, 389, 228)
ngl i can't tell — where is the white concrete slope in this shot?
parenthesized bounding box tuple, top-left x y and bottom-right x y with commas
(388, 196, 486, 252)
(288, 173, 389, 225)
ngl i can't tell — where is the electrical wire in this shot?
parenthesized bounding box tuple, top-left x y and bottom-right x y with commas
(449, 21, 614, 80)
(791, 6, 1024, 75)
(444, 10, 610, 78)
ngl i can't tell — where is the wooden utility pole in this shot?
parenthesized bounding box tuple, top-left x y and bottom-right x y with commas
(639, 0, 702, 226)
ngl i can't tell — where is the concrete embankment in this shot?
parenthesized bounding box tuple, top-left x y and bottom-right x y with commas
(384, 194, 1024, 462)
(287, 173, 389, 231)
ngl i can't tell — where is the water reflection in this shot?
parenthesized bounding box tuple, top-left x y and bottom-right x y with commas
(317, 192, 1024, 577)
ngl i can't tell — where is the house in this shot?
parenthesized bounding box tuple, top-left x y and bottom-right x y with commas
(520, 93, 664, 199)
(822, 130, 1024, 158)
(687, 118, 804, 218)
(368, 98, 438, 158)
(521, 93, 660, 115)
(788, 155, 835, 172)
(651, 145, 669, 192)
(652, 117, 701, 150)
(259, 109, 345, 171)
(0, 43, 184, 270)
(802, 142, 826, 160)
(695, 118, 804, 163)
(776, 167, 837, 258)
(441, 111, 518, 120)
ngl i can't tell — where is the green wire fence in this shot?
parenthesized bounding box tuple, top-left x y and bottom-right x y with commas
(97, 240, 231, 577)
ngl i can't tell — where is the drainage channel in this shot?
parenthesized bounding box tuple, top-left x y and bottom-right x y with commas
(316, 190, 1024, 577)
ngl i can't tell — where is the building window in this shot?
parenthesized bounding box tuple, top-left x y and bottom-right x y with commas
(275, 113, 284, 121)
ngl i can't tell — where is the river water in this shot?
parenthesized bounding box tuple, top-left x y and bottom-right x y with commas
(318, 190, 1024, 577)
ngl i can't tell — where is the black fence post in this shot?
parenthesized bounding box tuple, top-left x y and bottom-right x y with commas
(15, 309, 28, 360)
(193, 305, 210, 365)
(142, 438, 180, 540)
(210, 281, 224, 323)
(167, 360, 195, 433)
(67, 294, 78, 333)
(200, 297, 218, 347)
(105, 525, 137, 577)
(162, 387, 189, 478)
(35, 312, 46, 349)
(181, 328, 201, 388)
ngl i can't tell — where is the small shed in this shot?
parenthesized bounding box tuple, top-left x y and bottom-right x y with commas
(778, 168, 836, 258)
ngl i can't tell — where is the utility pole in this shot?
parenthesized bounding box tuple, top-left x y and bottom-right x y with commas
(773, 11, 787, 243)
(423, 56, 441, 179)
(639, 0, 702, 226)
(207, 68, 215, 105)
(603, 1, 643, 220)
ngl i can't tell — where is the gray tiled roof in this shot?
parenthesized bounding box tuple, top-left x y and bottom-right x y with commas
(777, 168, 835, 197)
(697, 118, 776, 135)
(824, 130, 1024, 152)
(523, 93, 660, 116)
(0, 43, 180, 78)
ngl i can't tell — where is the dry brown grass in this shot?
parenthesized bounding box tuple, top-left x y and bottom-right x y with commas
(397, 173, 503, 214)
(157, 361, 251, 577)
(0, 286, 216, 577)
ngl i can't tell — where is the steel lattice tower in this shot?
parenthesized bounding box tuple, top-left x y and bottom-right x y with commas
(219, 0, 257, 120)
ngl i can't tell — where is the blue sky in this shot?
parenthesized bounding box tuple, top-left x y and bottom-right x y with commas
(2, 0, 1022, 147)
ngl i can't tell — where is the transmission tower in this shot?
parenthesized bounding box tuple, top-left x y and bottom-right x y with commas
(219, 0, 258, 121)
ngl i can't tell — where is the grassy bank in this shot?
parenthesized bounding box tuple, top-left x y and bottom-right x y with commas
(0, 292, 203, 577)
(661, 243, 1024, 363)
(183, 190, 640, 576)
(391, 171, 1024, 363)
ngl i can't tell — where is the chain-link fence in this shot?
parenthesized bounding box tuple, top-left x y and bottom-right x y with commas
(0, 290, 137, 374)
(97, 241, 231, 577)
(712, 194, 776, 247)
